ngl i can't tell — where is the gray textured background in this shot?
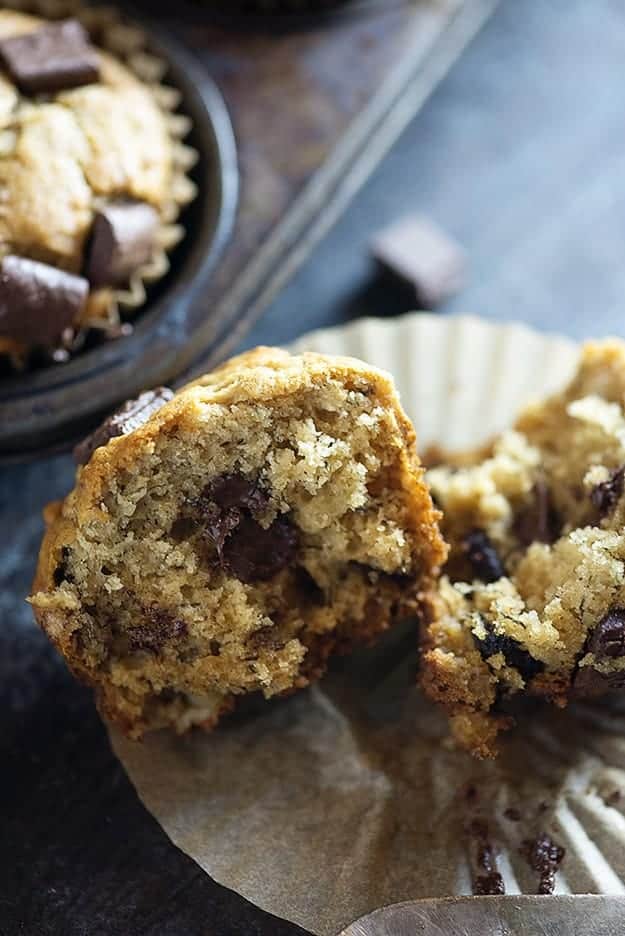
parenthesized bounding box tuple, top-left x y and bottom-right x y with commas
(3, 1, 625, 933)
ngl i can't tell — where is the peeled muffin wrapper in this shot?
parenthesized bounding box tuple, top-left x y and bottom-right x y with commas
(1, 0, 199, 361)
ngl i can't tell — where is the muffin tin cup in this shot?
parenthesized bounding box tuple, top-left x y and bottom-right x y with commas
(0, 3, 238, 460)
(110, 316, 625, 936)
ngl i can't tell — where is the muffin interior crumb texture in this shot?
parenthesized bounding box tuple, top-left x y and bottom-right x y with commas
(422, 340, 625, 757)
(31, 349, 445, 737)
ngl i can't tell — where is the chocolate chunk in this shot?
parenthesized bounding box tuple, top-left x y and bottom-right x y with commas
(462, 529, 506, 583)
(0, 255, 87, 347)
(474, 623, 544, 682)
(591, 466, 625, 518)
(0, 20, 100, 95)
(514, 481, 561, 546)
(586, 609, 625, 659)
(130, 607, 187, 654)
(573, 609, 625, 695)
(86, 202, 159, 288)
(74, 387, 174, 465)
(371, 215, 465, 309)
(222, 514, 298, 584)
(186, 474, 299, 584)
(521, 834, 565, 895)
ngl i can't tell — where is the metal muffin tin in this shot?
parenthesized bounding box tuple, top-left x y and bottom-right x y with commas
(0, 19, 238, 461)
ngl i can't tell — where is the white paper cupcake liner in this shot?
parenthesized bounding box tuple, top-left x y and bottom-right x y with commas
(110, 315, 625, 936)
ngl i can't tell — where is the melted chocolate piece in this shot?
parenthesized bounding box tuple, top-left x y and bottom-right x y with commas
(463, 529, 506, 583)
(0, 20, 100, 95)
(371, 215, 465, 309)
(474, 624, 544, 682)
(86, 202, 159, 288)
(0, 255, 87, 347)
(591, 466, 625, 518)
(188, 474, 298, 584)
(514, 481, 561, 546)
(573, 609, 625, 695)
(205, 475, 270, 514)
(130, 607, 187, 654)
(521, 834, 565, 895)
(74, 387, 174, 465)
(222, 514, 298, 584)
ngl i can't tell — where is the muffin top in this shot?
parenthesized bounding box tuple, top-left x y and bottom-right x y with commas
(0, 10, 175, 356)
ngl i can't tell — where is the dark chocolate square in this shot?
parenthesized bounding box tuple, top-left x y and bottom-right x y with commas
(0, 19, 100, 96)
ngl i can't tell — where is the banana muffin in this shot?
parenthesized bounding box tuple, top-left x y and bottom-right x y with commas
(0, 9, 185, 366)
(422, 341, 625, 757)
(31, 347, 446, 738)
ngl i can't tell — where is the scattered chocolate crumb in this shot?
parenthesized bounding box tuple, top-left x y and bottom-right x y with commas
(504, 807, 521, 822)
(469, 818, 506, 896)
(591, 466, 625, 518)
(463, 529, 505, 583)
(130, 608, 187, 654)
(474, 623, 544, 683)
(606, 790, 621, 806)
(514, 481, 561, 546)
(464, 783, 479, 804)
(474, 872, 505, 895)
(521, 833, 565, 895)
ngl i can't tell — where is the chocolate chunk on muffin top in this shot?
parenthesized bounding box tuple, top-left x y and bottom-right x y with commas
(422, 340, 625, 757)
(30, 347, 446, 738)
(0, 9, 177, 361)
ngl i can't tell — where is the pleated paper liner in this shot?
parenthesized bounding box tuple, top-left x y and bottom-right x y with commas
(111, 316, 625, 936)
(3, 0, 198, 348)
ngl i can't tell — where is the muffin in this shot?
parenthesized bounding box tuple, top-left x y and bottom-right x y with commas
(422, 341, 625, 757)
(0, 7, 194, 369)
(30, 347, 446, 738)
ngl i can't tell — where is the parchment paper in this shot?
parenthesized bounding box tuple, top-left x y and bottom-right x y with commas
(111, 316, 625, 934)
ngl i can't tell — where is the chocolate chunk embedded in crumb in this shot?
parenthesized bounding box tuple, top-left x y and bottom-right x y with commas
(574, 609, 625, 695)
(474, 623, 544, 683)
(86, 202, 159, 288)
(592, 466, 625, 518)
(521, 833, 565, 895)
(0, 255, 88, 348)
(370, 215, 465, 309)
(0, 20, 99, 95)
(462, 529, 505, 583)
(74, 387, 174, 465)
(222, 514, 298, 583)
(187, 475, 299, 584)
(514, 480, 561, 546)
(130, 608, 187, 654)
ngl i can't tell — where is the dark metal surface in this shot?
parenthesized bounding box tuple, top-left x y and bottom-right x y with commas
(340, 896, 625, 936)
(3, 1, 625, 934)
